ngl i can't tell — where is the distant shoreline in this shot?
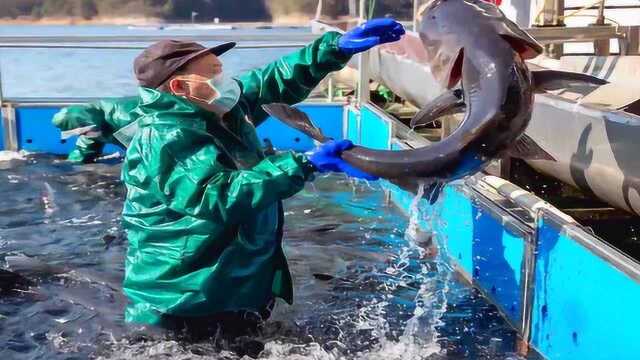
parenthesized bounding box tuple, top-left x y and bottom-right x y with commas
(0, 14, 313, 26)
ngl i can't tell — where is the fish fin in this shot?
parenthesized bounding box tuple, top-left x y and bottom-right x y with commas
(261, 103, 328, 142)
(410, 89, 465, 129)
(507, 134, 556, 161)
(532, 69, 607, 93)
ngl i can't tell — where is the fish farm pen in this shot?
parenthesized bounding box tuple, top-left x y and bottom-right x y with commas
(1, 0, 640, 359)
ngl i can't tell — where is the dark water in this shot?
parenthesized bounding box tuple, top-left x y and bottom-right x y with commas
(0, 153, 539, 359)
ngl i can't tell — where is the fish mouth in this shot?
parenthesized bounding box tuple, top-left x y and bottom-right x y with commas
(500, 34, 543, 60)
(446, 34, 541, 89)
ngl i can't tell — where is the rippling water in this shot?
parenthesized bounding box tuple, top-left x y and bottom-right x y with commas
(0, 153, 539, 359)
(0, 25, 306, 99)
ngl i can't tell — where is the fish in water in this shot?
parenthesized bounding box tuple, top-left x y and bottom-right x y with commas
(5, 254, 70, 277)
(42, 182, 57, 216)
(263, 0, 549, 185)
(0, 268, 32, 294)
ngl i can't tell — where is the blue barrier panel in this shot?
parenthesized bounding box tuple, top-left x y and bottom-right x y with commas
(383, 180, 527, 330)
(439, 186, 526, 328)
(15, 103, 342, 155)
(16, 107, 121, 155)
(257, 104, 343, 152)
(360, 106, 390, 150)
(17, 107, 75, 154)
(531, 213, 640, 359)
(346, 108, 359, 144)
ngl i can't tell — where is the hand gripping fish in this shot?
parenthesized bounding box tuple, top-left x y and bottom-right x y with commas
(263, 0, 569, 182)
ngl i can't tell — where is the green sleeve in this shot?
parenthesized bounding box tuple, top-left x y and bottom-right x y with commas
(67, 136, 104, 163)
(52, 103, 109, 163)
(151, 127, 316, 221)
(52, 97, 139, 163)
(237, 31, 351, 126)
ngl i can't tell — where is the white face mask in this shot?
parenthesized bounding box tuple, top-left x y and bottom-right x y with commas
(175, 73, 241, 116)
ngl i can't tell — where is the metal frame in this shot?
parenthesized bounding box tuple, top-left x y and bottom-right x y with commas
(0, 60, 3, 109)
(357, 0, 371, 107)
(538, 207, 640, 282)
(342, 104, 350, 139)
(362, 102, 394, 150)
(520, 215, 539, 348)
(1, 103, 18, 151)
(0, 37, 333, 151)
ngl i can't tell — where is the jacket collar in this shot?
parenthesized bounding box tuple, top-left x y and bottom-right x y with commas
(136, 87, 248, 148)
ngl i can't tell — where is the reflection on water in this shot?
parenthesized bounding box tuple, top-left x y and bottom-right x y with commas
(0, 154, 538, 359)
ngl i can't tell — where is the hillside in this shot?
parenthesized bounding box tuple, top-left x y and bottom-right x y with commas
(0, 0, 414, 23)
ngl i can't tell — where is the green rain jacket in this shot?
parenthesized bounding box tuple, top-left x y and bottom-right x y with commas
(121, 31, 350, 325)
(52, 97, 139, 162)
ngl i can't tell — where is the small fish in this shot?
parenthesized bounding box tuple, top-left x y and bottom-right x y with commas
(5, 255, 70, 277)
(42, 182, 57, 216)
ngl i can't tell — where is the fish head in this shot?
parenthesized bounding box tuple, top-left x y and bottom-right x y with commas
(418, 0, 542, 89)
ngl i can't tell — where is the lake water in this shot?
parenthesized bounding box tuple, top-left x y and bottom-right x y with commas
(0, 25, 307, 99)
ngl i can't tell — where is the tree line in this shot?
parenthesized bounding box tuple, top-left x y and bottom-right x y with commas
(0, 0, 414, 21)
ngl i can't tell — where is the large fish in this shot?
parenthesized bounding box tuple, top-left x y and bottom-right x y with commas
(263, 0, 549, 181)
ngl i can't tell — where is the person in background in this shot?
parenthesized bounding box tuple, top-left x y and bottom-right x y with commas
(52, 97, 139, 162)
(55, 19, 404, 353)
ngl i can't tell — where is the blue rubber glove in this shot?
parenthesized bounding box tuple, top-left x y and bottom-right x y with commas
(338, 18, 406, 56)
(306, 140, 379, 181)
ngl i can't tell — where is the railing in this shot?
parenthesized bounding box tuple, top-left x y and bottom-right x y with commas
(532, 0, 640, 57)
(0, 34, 326, 104)
(0, 35, 347, 151)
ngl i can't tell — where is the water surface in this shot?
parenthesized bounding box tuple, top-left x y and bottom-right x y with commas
(0, 153, 539, 359)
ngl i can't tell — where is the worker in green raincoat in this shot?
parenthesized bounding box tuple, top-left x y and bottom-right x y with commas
(55, 19, 405, 340)
(52, 97, 139, 162)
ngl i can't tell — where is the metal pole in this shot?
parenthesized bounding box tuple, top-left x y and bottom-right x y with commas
(316, 0, 323, 19)
(359, 0, 367, 20)
(413, 0, 420, 32)
(348, 0, 358, 17)
(596, 0, 606, 25)
(357, 0, 370, 107)
(0, 59, 4, 109)
(593, 0, 610, 56)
